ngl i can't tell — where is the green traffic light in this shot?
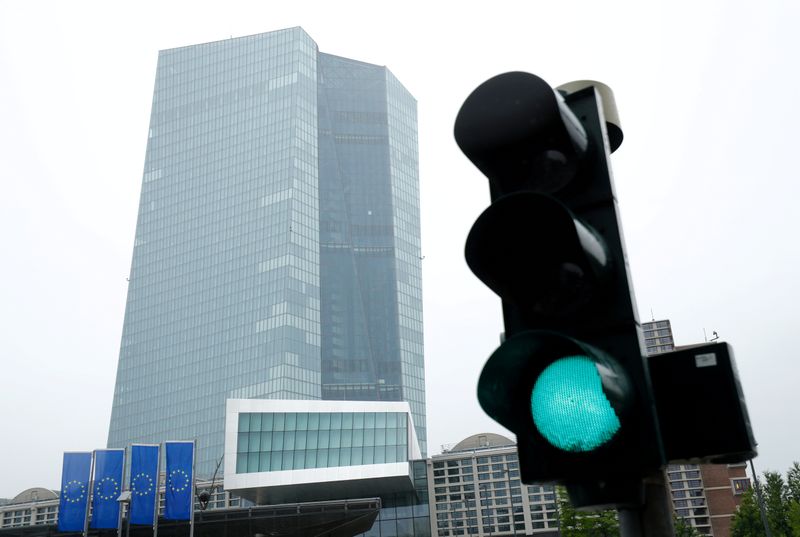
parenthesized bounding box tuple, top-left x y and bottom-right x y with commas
(530, 355, 621, 452)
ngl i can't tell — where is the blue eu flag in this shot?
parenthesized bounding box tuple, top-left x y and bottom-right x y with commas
(130, 444, 159, 526)
(164, 441, 194, 520)
(90, 449, 124, 529)
(57, 452, 92, 532)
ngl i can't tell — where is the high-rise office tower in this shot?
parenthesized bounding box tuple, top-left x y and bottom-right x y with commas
(107, 27, 426, 477)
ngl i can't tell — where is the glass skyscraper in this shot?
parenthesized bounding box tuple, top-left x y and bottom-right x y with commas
(107, 27, 425, 477)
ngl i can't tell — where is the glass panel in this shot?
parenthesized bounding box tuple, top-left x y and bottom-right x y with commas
(340, 447, 351, 466)
(363, 446, 374, 464)
(365, 413, 376, 429)
(375, 428, 386, 446)
(376, 413, 387, 428)
(341, 429, 352, 448)
(282, 451, 294, 470)
(317, 449, 328, 468)
(259, 452, 271, 472)
(249, 431, 261, 451)
(296, 413, 308, 431)
(305, 450, 317, 468)
(273, 431, 285, 451)
(375, 446, 387, 464)
(285, 413, 297, 431)
(308, 412, 320, 430)
(274, 413, 286, 431)
(330, 429, 341, 448)
(261, 431, 272, 451)
(307, 430, 319, 450)
(352, 447, 363, 465)
(331, 412, 342, 430)
(238, 432, 249, 453)
(396, 517, 414, 537)
(319, 413, 331, 430)
(250, 413, 262, 432)
(387, 413, 398, 427)
(263, 413, 274, 431)
(247, 452, 259, 472)
(354, 413, 364, 429)
(329, 448, 340, 467)
(380, 519, 397, 536)
(294, 450, 306, 469)
(319, 430, 330, 449)
(236, 454, 247, 473)
(353, 429, 364, 447)
(239, 413, 250, 433)
(295, 430, 307, 450)
(342, 413, 353, 429)
(271, 452, 283, 471)
(284, 431, 296, 451)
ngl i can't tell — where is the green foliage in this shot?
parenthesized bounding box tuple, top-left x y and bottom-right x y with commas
(787, 462, 800, 503)
(731, 487, 767, 537)
(764, 470, 793, 537)
(556, 487, 620, 537)
(789, 501, 800, 537)
(673, 515, 703, 537)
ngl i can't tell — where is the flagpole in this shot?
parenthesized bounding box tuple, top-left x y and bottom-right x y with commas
(154, 443, 162, 537)
(83, 450, 96, 537)
(118, 447, 128, 537)
(189, 439, 196, 537)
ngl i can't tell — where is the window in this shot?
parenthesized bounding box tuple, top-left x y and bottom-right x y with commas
(732, 478, 751, 495)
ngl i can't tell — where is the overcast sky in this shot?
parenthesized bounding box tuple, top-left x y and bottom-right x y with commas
(1, 0, 798, 498)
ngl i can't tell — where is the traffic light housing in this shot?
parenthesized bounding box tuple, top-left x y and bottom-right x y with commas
(456, 72, 664, 507)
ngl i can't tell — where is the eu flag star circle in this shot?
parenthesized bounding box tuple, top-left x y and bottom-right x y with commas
(63, 480, 87, 503)
(168, 469, 190, 493)
(132, 472, 154, 496)
(95, 477, 121, 500)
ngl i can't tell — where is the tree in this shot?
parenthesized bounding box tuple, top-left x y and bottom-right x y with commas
(673, 515, 704, 537)
(731, 487, 767, 537)
(764, 470, 792, 537)
(787, 462, 800, 503)
(556, 487, 619, 537)
(789, 500, 800, 537)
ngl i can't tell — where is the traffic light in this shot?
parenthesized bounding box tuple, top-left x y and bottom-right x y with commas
(455, 72, 664, 508)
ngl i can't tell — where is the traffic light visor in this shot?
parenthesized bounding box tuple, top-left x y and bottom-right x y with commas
(465, 193, 609, 318)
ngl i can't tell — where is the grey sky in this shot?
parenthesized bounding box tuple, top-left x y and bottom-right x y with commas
(1, 1, 797, 497)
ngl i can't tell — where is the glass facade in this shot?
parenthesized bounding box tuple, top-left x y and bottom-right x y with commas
(317, 54, 426, 452)
(357, 460, 431, 537)
(108, 27, 425, 478)
(235, 411, 409, 473)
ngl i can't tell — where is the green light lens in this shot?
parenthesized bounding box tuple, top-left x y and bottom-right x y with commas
(530, 355, 621, 452)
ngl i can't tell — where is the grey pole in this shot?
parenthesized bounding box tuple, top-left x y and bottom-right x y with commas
(118, 447, 128, 537)
(618, 472, 675, 537)
(154, 444, 162, 537)
(750, 459, 773, 537)
(83, 451, 96, 537)
(189, 439, 197, 537)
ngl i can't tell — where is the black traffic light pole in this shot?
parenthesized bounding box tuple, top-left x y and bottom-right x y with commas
(456, 71, 758, 537)
(455, 73, 674, 536)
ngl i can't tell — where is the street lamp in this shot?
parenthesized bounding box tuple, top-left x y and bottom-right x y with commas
(117, 491, 132, 537)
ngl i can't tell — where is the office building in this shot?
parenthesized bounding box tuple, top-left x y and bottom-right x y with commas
(107, 27, 426, 478)
(428, 434, 559, 536)
(642, 319, 675, 356)
(223, 399, 431, 537)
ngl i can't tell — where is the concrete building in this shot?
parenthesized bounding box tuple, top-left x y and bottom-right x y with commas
(428, 434, 559, 537)
(107, 27, 426, 478)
